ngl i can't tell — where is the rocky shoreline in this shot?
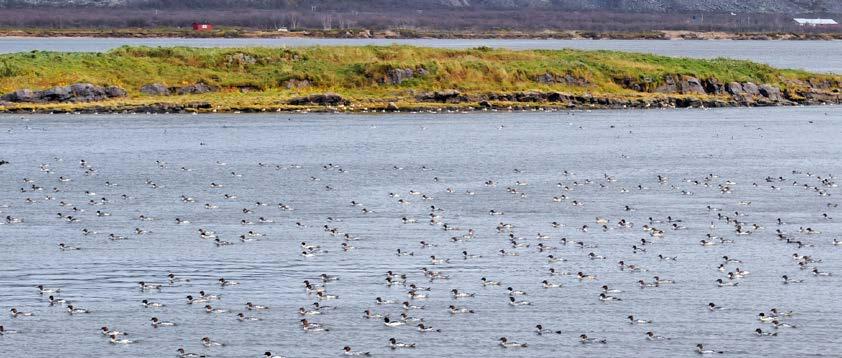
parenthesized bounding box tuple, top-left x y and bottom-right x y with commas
(2, 74, 838, 114)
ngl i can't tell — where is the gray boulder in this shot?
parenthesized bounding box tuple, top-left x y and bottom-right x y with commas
(382, 67, 427, 85)
(417, 89, 466, 103)
(287, 93, 349, 106)
(726, 82, 744, 95)
(680, 77, 706, 95)
(176, 83, 214, 95)
(140, 84, 170, 96)
(742, 82, 760, 95)
(654, 75, 678, 94)
(2, 83, 126, 103)
(758, 84, 783, 101)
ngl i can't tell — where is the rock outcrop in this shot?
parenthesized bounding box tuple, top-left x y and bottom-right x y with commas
(287, 93, 349, 106)
(381, 67, 428, 85)
(535, 73, 589, 87)
(141, 83, 215, 96)
(140, 83, 170, 96)
(1, 83, 126, 103)
(416, 89, 468, 103)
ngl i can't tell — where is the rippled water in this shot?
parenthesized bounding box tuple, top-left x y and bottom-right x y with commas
(0, 107, 841, 357)
(1, 37, 841, 73)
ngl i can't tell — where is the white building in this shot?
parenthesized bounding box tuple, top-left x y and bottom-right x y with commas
(793, 18, 838, 26)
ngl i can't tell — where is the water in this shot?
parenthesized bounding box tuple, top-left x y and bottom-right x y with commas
(0, 107, 841, 357)
(0, 37, 841, 73)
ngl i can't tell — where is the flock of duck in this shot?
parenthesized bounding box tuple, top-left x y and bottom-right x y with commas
(1, 125, 840, 357)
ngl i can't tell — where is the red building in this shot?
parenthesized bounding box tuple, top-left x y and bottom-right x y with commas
(192, 23, 213, 31)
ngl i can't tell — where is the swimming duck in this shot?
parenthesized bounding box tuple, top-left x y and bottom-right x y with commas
(342, 346, 370, 356)
(383, 316, 404, 327)
(580, 334, 607, 344)
(754, 328, 777, 336)
(508, 296, 532, 306)
(246, 302, 269, 311)
(150, 317, 176, 328)
(498, 337, 527, 348)
(237, 313, 260, 321)
(695, 344, 723, 354)
(66, 305, 90, 314)
(417, 323, 441, 332)
(535, 324, 561, 335)
(448, 305, 474, 314)
(201, 337, 224, 347)
(646, 331, 670, 340)
(109, 334, 133, 344)
(628, 315, 652, 324)
(389, 337, 416, 349)
(141, 299, 164, 308)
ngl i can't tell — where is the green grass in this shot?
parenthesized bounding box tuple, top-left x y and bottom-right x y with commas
(0, 45, 837, 111)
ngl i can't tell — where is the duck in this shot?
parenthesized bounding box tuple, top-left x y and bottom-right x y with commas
(300, 319, 328, 332)
(138, 281, 162, 290)
(812, 268, 832, 276)
(508, 296, 532, 306)
(237, 313, 261, 321)
(37, 285, 60, 295)
(218, 278, 239, 287)
(264, 352, 287, 358)
(646, 331, 670, 340)
(383, 316, 404, 327)
(362, 309, 381, 319)
(754, 328, 777, 336)
(580, 334, 607, 344)
(109, 334, 133, 344)
(577, 272, 597, 280)
(542, 280, 562, 288)
(246, 302, 269, 311)
(653, 276, 674, 284)
(185, 295, 208, 304)
(201, 337, 224, 347)
(451, 289, 475, 298)
(417, 323, 441, 332)
(9, 308, 33, 318)
(389, 337, 416, 349)
(481, 277, 501, 286)
(141, 299, 165, 308)
(535, 324, 561, 335)
(628, 315, 652, 324)
(101, 326, 127, 337)
(47, 295, 66, 306)
(715, 279, 739, 287)
(507, 287, 527, 296)
(602, 285, 622, 293)
(204, 305, 227, 314)
(769, 308, 794, 317)
(176, 348, 205, 358)
(342, 346, 370, 356)
(150, 317, 176, 328)
(66, 305, 90, 314)
(695, 344, 724, 354)
(498, 337, 527, 348)
(448, 305, 474, 314)
(599, 293, 622, 302)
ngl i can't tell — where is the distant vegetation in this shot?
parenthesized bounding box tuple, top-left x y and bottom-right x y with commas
(0, 6, 839, 33)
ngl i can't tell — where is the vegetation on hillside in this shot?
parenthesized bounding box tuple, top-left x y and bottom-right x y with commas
(0, 45, 838, 112)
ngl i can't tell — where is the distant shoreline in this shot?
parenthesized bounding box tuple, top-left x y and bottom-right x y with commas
(2, 28, 842, 41)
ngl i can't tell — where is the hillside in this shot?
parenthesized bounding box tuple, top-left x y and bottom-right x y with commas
(0, 46, 839, 113)
(2, 0, 842, 13)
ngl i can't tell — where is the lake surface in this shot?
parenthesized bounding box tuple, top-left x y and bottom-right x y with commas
(1, 37, 841, 73)
(0, 107, 841, 357)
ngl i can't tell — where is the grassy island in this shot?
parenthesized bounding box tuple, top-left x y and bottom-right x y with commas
(0, 46, 839, 113)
